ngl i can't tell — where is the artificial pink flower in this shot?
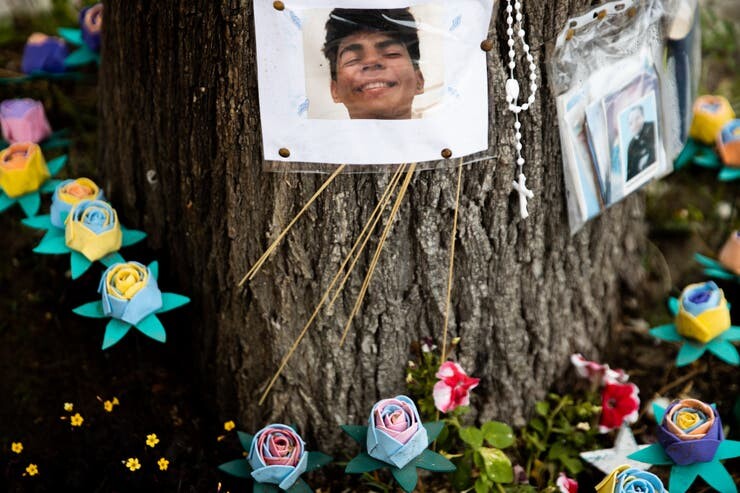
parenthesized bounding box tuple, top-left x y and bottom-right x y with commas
(570, 353, 628, 386)
(556, 472, 579, 493)
(433, 361, 480, 413)
(599, 382, 640, 433)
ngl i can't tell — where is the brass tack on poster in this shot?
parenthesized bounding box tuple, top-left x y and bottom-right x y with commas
(480, 39, 494, 52)
(627, 6, 637, 17)
(597, 10, 607, 20)
(273, 1, 285, 11)
(566, 29, 575, 41)
(441, 148, 453, 159)
(279, 148, 291, 158)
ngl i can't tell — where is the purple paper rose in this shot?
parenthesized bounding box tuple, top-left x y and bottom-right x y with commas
(21, 33, 68, 74)
(80, 3, 103, 52)
(655, 398, 723, 465)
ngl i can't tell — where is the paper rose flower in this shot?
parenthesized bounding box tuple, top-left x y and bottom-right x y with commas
(0, 99, 52, 144)
(80, 4, 103, 52)
(570, 354, 628, 386)
(343, 395, 454, 493)
(73, 261, 189, 349)
(31, 199, 146, 279)
(50, 178, 103, 228)
(433, 361, 480, 413)
(599, 382, 639, 433)
(21, 33, 68, 74)
(595, 465, 666, 493)
(218, 424, 331, 492)
(649, 282, 739, 366)
(629, 400, 740, 493)
(0, 143, 66, 218)
(556, 472, 578, 493)
(719, 231, 740, 275)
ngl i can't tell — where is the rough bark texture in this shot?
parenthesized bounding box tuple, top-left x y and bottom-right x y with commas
(100, 0, 646, 449)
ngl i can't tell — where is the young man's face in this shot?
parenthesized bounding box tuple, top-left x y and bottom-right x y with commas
(628, 108, 645, 136)
(330, 31, 424, 120)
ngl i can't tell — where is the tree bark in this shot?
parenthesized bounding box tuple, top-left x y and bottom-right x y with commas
(99, 0, 646, 449)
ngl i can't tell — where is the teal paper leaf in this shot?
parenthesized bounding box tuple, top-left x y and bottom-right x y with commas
(39, 179, 63, 194)
(41, 136, 71, 151)
(669, 463, 702, 493)
(416, 449, 456, 472)
(653, 403, 667, 424)
(64, 47, 99, 67)
(70, 251, 93, 279)
(57, 27, 83, 45)
(149, 261, 159, 280)
(698, 461, 737, 493)
(674, 139, 697, 169)
(237, 431, 254, 453)
(157, 293, 191, 314)
(121, 228, 147, 247)
(46, 155, 67, 176)
(22, 214, 53, 230)
(423, 421, 445, 444)
(693, 152, 721, 168)
(667, 297, 680, 317)
(285, 478, 312, 493)
(218, 458, 252, 479)
(391, 461, 419, 493)
(650, 324, 683, 342)
(341, 425, 368, 445)
(693, 253, 723, 270)
(722, 327, 740, 341)
(627, 443, 672, 465)
(715, 439, 740, 460)
(706, 339, 740, 365)
(676, 342, 706, 367)
(0, 192, 14, 212)
(253, 483, 280, 493)
(704, 268, 736, 280)
(72, 301, 106, 318)
(305, 451, 332, 472)
(102, 319, 132, 349)
(345, 452, 385, 474)
(100, 252, 125, 267)
(135, 314, 167, 343)
(33, 232, 69, 254)
(17, 192, 40, 217)
(719, 167, 740, 182)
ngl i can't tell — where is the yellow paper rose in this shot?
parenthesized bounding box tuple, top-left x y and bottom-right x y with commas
(58, 178, 99, 204)
(675, 282, 731, 344)
(0, 142, 50, 198)
(688, 95, 735, 145)
(65, 200, 122, 261)
(106, 263, 148, 300)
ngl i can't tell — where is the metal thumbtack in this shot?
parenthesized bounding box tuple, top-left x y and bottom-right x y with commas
(597, 10, 607, 20)
(627, 6, 637, 17)
(273, 1, 285, 11)
(441, 149, 453, 159)
(480, 39, 494, 52)
(279, 148, 291, 158)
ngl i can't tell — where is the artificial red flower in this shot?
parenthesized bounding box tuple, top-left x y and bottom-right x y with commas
(433, 361, 480, 413)
(570, 353, 628, 386)
(599, 382, 640, 433)
(556, 472, 579, 493)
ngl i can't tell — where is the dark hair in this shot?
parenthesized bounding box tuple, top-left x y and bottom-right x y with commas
(322, 8, 420, 80)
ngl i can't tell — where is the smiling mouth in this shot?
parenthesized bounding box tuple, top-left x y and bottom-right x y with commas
(356, 81, 398, 93)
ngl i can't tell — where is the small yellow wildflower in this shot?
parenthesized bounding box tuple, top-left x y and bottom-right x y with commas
(25, 464, 38, 476)
(223, 420, 236, 432)
(112, 397, 120, 406)
(125, 458, 141, 471)
(146, 433, 160, 448)
(63, 402, 73, 412)
(70, 413, 84, 427)
(11, 442, 23, 454)
(157, 457, 169, 471)
(103, 400, 114, 412)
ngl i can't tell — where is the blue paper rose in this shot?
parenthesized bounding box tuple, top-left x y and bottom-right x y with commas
(99, 262, 163, 325)
(50, 178, 103, 228)
(596, 465, 666, 493)
(248, 424, 308, 490)
(367, 395, 428, 469)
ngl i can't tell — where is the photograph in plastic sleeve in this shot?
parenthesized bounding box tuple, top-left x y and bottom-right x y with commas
(253, 0, 494, 167)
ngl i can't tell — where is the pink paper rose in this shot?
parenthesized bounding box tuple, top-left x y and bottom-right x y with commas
(0, 99, 52, 144)
(433, 361, 480, 413)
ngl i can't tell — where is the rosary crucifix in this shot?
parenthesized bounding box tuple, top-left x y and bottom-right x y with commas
(512, 173, 534, 219)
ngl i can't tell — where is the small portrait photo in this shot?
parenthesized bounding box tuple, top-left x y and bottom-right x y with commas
(303, 6, 445, 120)
(621, 97, 658, 182)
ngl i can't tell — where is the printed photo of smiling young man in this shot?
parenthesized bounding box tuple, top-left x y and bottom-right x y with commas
(322, 8, 425, 120)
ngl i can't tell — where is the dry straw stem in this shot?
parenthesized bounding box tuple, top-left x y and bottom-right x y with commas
(238, 164, 347, 287)
(441, 160, 464, 362)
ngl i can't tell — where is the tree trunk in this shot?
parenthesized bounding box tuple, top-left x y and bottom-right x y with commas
(99, 0, 646, 449)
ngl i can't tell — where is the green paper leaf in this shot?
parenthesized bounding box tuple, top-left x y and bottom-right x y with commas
(693, 152, 721, 168)
(102, 319, 132, 349)
(70, 251, 93, 279)
(459, 426, 484, 449)
(121, 228, 147, 247)
(391, 461, 418, 493)
(100, 252, 126, 267)
(676, 342, 706, 367)
(135, 314, 167, 343)
(57, 27, 83, 45)
(254, 483, 280, 493)
(305, 451, 332, 472)
(715, 439, 740, 460)
(157, 293, 191, 314)
(698, 461, 737, 493)
(693, 253, 723, 269)
(237, 431, 254, 453)
(475, 447, 513, 484)
(64, 47, 99, 67)
(72, 301, 106, 318)
(149, 261, 159, 280)
(47, 155, 67, 176)
(22, 214, 53, 230)
(345, 452, 385, 474)
(41, 136, 71, 151)
(415, 449, 456, 472)
(722, 327, 740, 341)
(218, 458, 252, 479)
(285, 478, 312, 493)
(39, 179, 62, 194)
(341, 425, 367, 445)
(17, 192, 40, 217)
(674, 139, 697, 169)
(653, 403, 666, 424)
(423, 421, 445, 444)
(0, 192, 14, 212)
(706, 339, 740, 365)
(704, 267, 736, 280)
(719, 167, 740, 182)
(627, 443, 672, 465)
(482, 421, 514, 449)
(650, 324, 683, 342)
(33, 233, 68, 254)
(669, 463, 702, 493)
(667, 297, 680, 317)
